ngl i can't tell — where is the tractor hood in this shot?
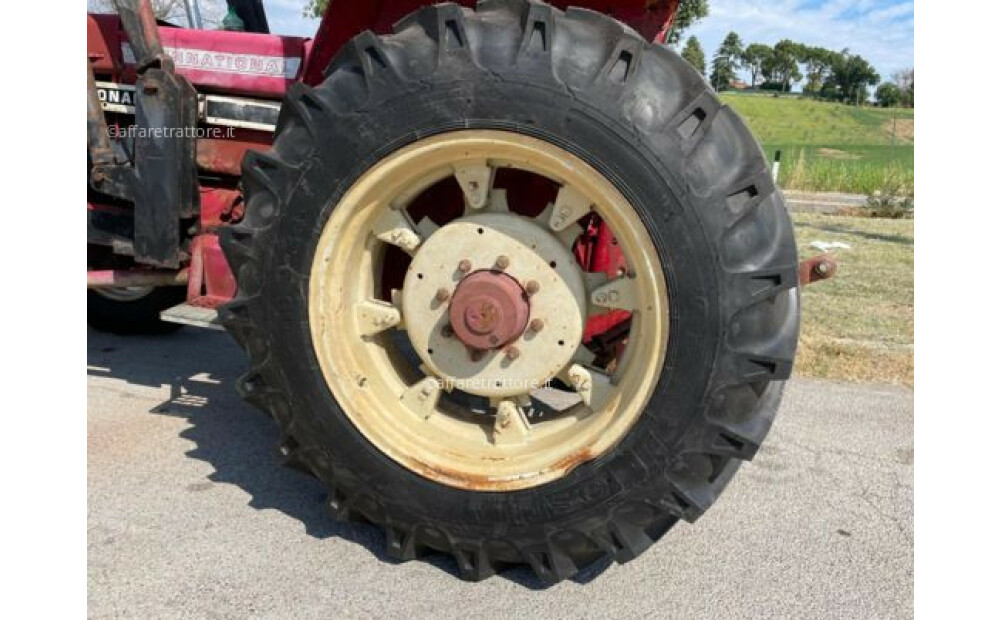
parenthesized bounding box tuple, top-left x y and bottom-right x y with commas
(88, 13, 308, 99)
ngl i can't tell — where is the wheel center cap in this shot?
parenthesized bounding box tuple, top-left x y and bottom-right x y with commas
(450, 270, 529, 349)
(463, 297, 502, 335)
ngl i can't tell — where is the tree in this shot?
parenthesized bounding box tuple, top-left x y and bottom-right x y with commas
(303, 0, 327, 17)
(894, 68, 914, 91)
(668, 0, 710, 45)
(681, 36, 706, 76)
(800, 46, 838, 96)
(761, 39, 803, 92)
(741, 43, 771, 88)
(875, 82, 902, 107)
(709, 31, 743, 91)
(830, 50, 880, 104)
(88, 0, 224, 27)
(87, 0, 226, 28)
(893, 68, 914, 107)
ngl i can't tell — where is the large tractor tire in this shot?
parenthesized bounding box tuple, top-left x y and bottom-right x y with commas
(220, 0, 799, 584)
(87, 287, 186, 334)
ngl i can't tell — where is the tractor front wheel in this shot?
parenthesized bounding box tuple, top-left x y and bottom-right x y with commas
(221, 0, 799, 584)
(87, 287, 186, 334)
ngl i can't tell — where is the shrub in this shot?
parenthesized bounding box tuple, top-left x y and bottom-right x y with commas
(866, 174, 914, 219)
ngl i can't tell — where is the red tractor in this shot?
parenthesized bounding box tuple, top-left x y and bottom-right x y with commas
(88, 0, 803, 583)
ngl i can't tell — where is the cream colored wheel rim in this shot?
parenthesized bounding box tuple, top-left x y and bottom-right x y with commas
(309, 130, 669, 491)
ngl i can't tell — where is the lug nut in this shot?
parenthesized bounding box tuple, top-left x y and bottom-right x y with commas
(525, 280, 540, 295)
(469, 348, 486, 362)
(504, 346, 520, 360)
(529, 318, 544, 332)
(435, 287, 451, 302)
(441, 324, 454, 338)
(458, 259, 472, 273)
(495, 255, 510, 270)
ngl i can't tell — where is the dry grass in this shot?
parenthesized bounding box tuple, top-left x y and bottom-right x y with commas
(883, 117, 914, 142)
(792, 213, 914, 386)
(817, 147, 862, 160)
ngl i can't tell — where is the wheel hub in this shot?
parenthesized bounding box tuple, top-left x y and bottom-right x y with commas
(400, 212, 587, 397)
(308, 130, 669, 490)
(449, 270, 529, 349)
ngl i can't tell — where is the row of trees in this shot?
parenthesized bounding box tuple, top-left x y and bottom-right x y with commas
(681, 32, 912, 107)
(89, 0, 226, 26)
(876, 69, 915, 108)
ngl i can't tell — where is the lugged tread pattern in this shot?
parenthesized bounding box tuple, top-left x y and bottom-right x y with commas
(220, 0, 799, 586)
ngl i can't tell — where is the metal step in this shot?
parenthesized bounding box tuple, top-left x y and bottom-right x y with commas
(160, 303, 224, 330)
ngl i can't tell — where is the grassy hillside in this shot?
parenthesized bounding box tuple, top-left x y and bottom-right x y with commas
(721, 93, 914, 194)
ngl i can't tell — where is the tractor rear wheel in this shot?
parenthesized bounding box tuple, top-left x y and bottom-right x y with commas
(221, 0, 799, 584)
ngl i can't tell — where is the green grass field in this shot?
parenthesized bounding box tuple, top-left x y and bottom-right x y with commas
(792, 213, 913, 385)
(721, 93, 914, 194)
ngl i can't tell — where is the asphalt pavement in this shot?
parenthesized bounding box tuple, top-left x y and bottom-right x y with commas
(88, 327, 913, 619)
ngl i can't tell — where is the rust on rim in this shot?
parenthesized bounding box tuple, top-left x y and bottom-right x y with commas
(308, 130, 670, 491)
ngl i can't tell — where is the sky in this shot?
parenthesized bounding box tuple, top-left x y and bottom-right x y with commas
(684, 0, 914, 87)
(256, 0, 316, 36)
(121, 0, 914, 89)
(261, 0, 913, 86)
